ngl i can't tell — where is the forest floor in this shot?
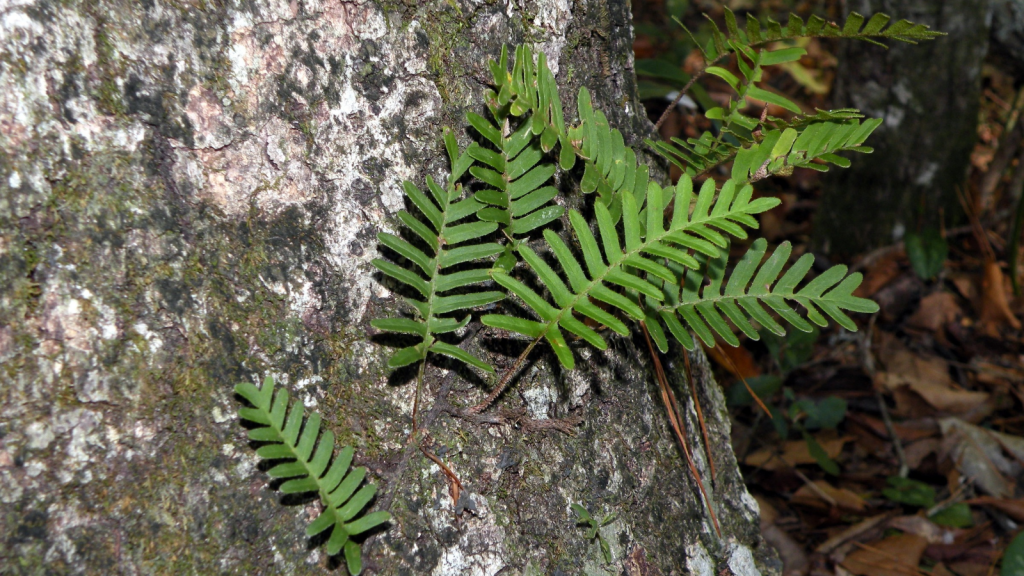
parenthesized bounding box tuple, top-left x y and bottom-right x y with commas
(633, 1, 1024, 575)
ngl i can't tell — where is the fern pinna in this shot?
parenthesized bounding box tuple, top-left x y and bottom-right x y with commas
(235, 377, 390, 575)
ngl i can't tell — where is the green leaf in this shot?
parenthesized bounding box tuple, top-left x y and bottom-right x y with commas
(929, 503, 973, 528)
(388, 346, 424, 368)
(882, 476, 936, 508)
(481, 314, 547, 339)
(571, 503, 592, 520)
(726, 375, 782, 406)
(746, 86, 802, 114)
(905, 228, 947, 279)
(796, 395, 847, 429)
(430, 341, 495, 373)
(1002, 530, 1024, 576)
(233, 376, 388, 564)
(803, 431, 839, 475)
(760, 47, 807, 65)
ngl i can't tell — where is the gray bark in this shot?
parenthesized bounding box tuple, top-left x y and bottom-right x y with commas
(813, 0, 990, 256)
(0, 1, 776, 574)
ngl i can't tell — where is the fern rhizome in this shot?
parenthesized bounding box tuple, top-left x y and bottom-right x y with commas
(232, 7, 941, 568)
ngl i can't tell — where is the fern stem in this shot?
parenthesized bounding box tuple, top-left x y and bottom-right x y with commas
(411, 359, 427, 432)
(468, 334, 542, 414)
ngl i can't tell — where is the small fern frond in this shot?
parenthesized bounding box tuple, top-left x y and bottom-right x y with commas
(650, 116, 879, 181)
(650, 238, 879, 351)
(482, 175, 779, 368)
(235, 376, 390, 576)
(696, 9, 943, 62)
(371, 130, 504, 373)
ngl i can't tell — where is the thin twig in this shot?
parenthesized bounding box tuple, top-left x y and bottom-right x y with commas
(641, 322, 721, 537)
(653, 55, 726, 131)
(468, 335, 542, 414)
(863, 315, 909, 478)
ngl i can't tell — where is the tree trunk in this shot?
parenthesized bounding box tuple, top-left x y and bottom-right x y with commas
(813, 0, 990, 256)
(0, 1, 776, 574)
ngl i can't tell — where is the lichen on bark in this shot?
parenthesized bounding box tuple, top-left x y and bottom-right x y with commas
(0, 1, 777, 574)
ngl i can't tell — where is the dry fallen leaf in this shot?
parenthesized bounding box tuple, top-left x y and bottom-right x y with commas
(906, 292, 962, 332)
(761, 523, 809, 576)
(841, 534, 928, 576)
(965, 496, 1024, 522)
(791, 480, 866, 512)
(978, 259, 1022, 336)
(744, 435, 853, 470)
(854, 248, 905, 298)
(704, 342, 759, 379)
(903, 438, 940, 469)
(939, 418, 1020, 499)
(929, 563, 957, 576)
(888, 515, 961, 545)
(876, 336, 990, 415)
(816, 514, 892, 554)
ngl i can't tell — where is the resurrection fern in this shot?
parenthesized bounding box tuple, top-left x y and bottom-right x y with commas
(572, 87, 651, 224)
(468, 44, 568, 270)
(235, 376, 390, 576)
(481, 175, 780, 369)
(647, 237, 877, 353)
(371, 130, 504, 374)
(729, 118, 883, 182)
(698, 9, 944, 58)
(646, 9, 941, 178)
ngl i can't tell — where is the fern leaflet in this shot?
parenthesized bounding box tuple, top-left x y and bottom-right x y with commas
(235, 376, 390, 576)
(696, 9, 944, 61)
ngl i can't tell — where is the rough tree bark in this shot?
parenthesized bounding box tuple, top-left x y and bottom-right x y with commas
(0, 1, 777, 574)
(813, 0, 990, 256)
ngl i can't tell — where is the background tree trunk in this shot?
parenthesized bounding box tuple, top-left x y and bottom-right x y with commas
(813, 0, 990, 256)
(0, 1, 776, 574)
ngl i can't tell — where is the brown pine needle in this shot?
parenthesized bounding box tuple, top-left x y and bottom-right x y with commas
(641, 322, 721, 537)
(682, 351, 717, 482)
(420, 444, 464, 508)
(718, 346, 773, 418)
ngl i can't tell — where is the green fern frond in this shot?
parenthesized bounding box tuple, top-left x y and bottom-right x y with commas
(648, 238, 879, 352)
(469, 45, 568, 260)
(650, 116, 880, 181)
(731, 118, 882, 181)
(696, 9, 943, 62)
(371, 130, 504, 373)
(569, 87, 651, 225)
(235, 376, 391, 576)
(481, 175, 779, 368)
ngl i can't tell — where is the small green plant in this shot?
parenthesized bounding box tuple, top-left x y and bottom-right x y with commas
(235, 376, 391, 575)
(882, 476, 973, 528)
(571, 503, 616, 563)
